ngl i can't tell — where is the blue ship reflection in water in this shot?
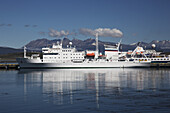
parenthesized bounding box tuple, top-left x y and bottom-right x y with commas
(0, 69, 170, 113)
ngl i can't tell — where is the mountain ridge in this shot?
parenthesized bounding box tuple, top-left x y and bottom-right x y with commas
(25, 38, 170, 52)
(0, 38, 169, 55)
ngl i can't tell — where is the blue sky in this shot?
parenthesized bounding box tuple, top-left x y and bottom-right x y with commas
(0, 0, 170, 48)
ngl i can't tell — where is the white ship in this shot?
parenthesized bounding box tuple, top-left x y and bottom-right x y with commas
(16, 34, 170, 69)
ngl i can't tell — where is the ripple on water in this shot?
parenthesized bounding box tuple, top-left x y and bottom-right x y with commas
(1, 69, 170, 113)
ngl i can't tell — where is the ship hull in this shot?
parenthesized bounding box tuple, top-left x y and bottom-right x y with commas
(17, 58, 150, 69)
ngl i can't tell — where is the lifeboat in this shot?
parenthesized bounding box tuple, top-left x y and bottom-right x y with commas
(136, 51, 144, 55)
(136, 52, 141, 55)
(86, 53, 95, 56)
(127, 52, 132, 55)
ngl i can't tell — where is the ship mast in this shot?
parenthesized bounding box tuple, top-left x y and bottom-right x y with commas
(95, 33, 99, 59)
(60, 39, 63, 47)
(24, 46, 26, 58)
(117, 39, 122, 52)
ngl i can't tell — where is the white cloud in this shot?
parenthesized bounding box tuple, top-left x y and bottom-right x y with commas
(79, 28, 123, 38)
(48, 28, 123, 38)
(49, 29, 69, 38)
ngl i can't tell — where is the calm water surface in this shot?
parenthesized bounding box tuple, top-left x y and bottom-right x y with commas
(0, 68, 170, 113)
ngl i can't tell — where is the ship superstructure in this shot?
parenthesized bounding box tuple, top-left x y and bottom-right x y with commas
(42, 42, 85, 63)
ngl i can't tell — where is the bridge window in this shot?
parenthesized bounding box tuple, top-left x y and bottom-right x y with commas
(44, 53, 59, 55)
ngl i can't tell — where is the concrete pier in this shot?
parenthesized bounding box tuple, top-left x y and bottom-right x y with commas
(151, 63, 170, 67)
(0, 63, 19, 69)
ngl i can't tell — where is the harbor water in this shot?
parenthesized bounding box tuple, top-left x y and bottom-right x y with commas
(0, 68, 170, 113)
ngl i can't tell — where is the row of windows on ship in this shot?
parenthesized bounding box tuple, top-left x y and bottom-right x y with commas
(43, 57, 84, 59)
(43, 49, 73, 52)
(44, 53, 83, 55)
(62, 50, 72, 52)
(131, 58, 169, 61)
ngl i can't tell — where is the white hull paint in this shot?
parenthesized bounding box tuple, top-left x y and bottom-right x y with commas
(17, 58, 150, 69)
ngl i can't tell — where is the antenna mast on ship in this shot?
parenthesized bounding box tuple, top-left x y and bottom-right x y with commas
(60, 39, 63, 47)
(95, 33, 99, 59)
(118, 39, 122, 52)
(24, 46, 26, 58)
